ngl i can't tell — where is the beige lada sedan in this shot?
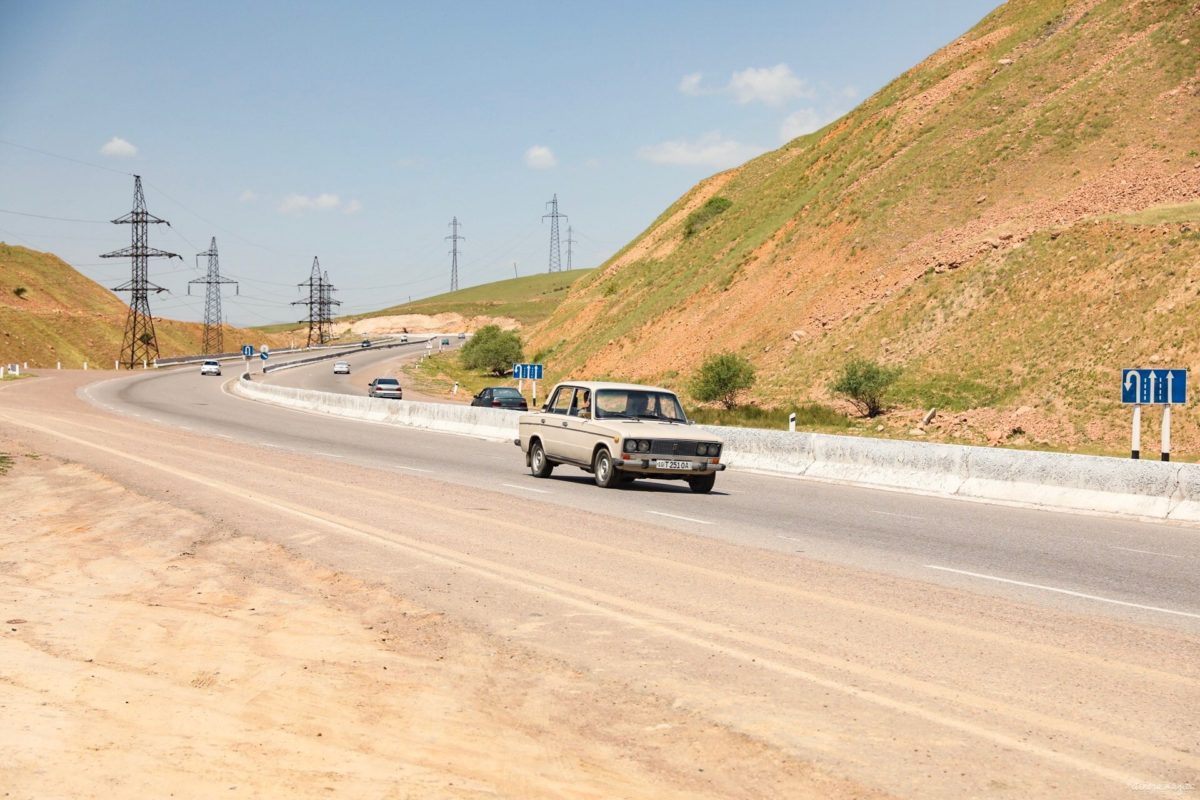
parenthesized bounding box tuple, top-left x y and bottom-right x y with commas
(515, 381, 725, 493)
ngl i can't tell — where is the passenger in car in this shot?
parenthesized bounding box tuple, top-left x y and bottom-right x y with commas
(577, 390, 592, 419)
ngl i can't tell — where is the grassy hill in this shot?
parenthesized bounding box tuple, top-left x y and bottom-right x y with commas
(0, 243, 289, 367)
(525, 0, 1200, 455)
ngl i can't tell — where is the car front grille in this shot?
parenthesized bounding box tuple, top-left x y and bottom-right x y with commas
(647, 440, 699, 456)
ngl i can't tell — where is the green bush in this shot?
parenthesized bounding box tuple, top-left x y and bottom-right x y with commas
(460, 324, 523, 376)
(830, 358, 901, 418)
(13, 286, 27, 299)
(684, 197, 732, 237)
(690, 351, 756, 410)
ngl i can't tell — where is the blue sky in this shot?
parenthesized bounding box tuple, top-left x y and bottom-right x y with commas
(0, 0, 998, 327)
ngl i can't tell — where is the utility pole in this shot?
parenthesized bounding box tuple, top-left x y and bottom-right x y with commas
(188, 237, 238, 355)
(565, 225, 578, 271)
(446, 216, 464, 292)
(293, 257, 322, 347)
(542, 193, 567, 273)
(100, 175, 181, 369)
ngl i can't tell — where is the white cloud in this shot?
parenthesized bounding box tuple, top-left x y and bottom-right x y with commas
(637, 132, 763, 169)
(779, 108, 833, 142)
(679, 72, 705, 96)
(343, 199, 362, 215)
(730, 64, 812, 106)
(238, 189, 257, 203)
(524, 145, 558, 169)
(99, 136, 137, 158)
(279, 192, 342, 214)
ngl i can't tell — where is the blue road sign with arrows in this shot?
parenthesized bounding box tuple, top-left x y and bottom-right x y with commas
(1121, 368, 1186, 405)
(513, 363, 543, 380)
(242, 344, 254, 357)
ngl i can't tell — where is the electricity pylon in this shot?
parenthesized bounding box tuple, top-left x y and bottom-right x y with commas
(446, 216, 464, 292)
(188, 237, 238, 354)
(293, 257, 324, 347)
(542, 194, 567, 273)
(566, 225, 578, 271)
(100, 175, 181, 368)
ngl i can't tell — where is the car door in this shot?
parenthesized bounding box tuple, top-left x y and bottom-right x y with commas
(536, 385, 579, 462)
(560, 387, 602, 465)
(474, 389, 490, 407)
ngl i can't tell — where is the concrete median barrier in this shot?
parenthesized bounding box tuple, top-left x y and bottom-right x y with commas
(234, 375, 1200, 523)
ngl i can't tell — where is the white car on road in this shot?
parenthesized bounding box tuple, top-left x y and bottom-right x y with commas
(199, 360, 221, 376)
(515, 381, 725, 493)
(333, 361, 351, 375)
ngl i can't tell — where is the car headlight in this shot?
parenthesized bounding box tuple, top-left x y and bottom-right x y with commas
(637, 440, 651, 453)
(624, 440, 637, 453)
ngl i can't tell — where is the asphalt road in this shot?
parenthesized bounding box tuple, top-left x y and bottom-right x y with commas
(85, 360, 1200, 634)
(3, 367, 1198, 798)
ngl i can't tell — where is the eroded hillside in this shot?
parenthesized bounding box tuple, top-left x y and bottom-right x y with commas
(528, 0, 1200, 453)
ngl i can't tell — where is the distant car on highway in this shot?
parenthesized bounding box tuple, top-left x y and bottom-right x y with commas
(400, 333, 409, 343)
(200, 360, 221, 376)
(367, 377, 403, 399)
(471, 386, 528, 411)
(515, 381, 725, 493)
(333, 361, 351, 375)
(360, 339, 371, 348)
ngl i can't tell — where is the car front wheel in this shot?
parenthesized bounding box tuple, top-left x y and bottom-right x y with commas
(529, 440, 554, 478)
(593, 448, 618, 488)
(687, 473, 716, 494)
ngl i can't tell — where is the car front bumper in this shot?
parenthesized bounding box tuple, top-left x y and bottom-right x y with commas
(614, 458, 726, 475)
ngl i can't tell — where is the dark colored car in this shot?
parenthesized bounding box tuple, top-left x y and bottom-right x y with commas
(367, 377, 403, 399)
(471, 386, 529, 411)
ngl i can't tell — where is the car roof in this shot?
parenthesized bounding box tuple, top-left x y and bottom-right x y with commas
(372, 376, 399, 382)
(550, 380, 676, 394)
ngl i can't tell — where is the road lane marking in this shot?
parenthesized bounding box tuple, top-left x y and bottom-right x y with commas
(647, 510, 712, 525)
(869, 510, 923, 520)
(502, 483, 551, 494)
(925, 565, 1200, 620)
(397, 465, 433, 473)
(1106, 545, 1183, 560)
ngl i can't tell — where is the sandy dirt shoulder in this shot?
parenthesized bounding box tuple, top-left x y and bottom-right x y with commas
(0, 444, 870, 800)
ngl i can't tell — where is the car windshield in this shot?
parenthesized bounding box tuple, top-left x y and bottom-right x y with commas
(593, 389, 688, 422)
(492, 388, 523, 399)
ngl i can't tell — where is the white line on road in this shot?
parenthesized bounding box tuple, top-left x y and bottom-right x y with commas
(869, 510, 924, 521)
(925, 565, 1200, 620)
(647, 510, 712, 525)
(502, 483, 551, 494)
(313, 452, 343, 459)
(396, 465, 433, 473)
(1106, 545, 1183, 560)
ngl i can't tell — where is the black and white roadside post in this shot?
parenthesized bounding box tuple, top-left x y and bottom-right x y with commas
(789, 412, 797, 432)
(1121, 368, 1186, 461)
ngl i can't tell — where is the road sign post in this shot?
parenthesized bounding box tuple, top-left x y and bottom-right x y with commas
(1122, 369, 1186, 461)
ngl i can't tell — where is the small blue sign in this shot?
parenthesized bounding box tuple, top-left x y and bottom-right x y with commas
(260, 351, 269, 361)
(242, 344, 254, 357)
(513, 363, 544, 380)
(1121, 368, 1186, 405)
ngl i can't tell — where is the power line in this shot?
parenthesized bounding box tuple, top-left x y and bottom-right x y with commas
(0, 138, 134, 177)
(0, 208, 110, 224)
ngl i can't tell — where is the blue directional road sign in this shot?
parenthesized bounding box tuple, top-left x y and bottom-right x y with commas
(242, 344, 254, 357)
(1121, 368, 1186, 405)
(513, 363, 544, 380)
(260, 351, 269, 361)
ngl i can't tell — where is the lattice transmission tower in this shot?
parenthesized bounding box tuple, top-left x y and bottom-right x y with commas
(293, 257, 326, 347)
(542, 194, 567, 273)
(565, 225, 578, 271)
(188, 237, 238, 354)
(446, 216, 464, 292)
(100, 175, 181, 368)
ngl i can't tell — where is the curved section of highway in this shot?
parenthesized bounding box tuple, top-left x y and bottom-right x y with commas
(76, 363, 1200, 632)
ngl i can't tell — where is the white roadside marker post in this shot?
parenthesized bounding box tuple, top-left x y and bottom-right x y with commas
(789, 412, 796, 433)
(1161, 404, 1171, 462)
(1131, 404, 1141, 460)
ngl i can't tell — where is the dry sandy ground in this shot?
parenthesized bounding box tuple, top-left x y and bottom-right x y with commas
(0, 446, 873, 800)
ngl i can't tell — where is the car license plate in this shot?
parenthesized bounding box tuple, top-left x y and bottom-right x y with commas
(654, 460, 693, 470)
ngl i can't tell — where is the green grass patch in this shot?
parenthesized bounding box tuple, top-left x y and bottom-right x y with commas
(689, 402, 851, 432)
(0, 453, 11, 475)
(1108, 202, 1200, 226)
(684, 197, 732, 237)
